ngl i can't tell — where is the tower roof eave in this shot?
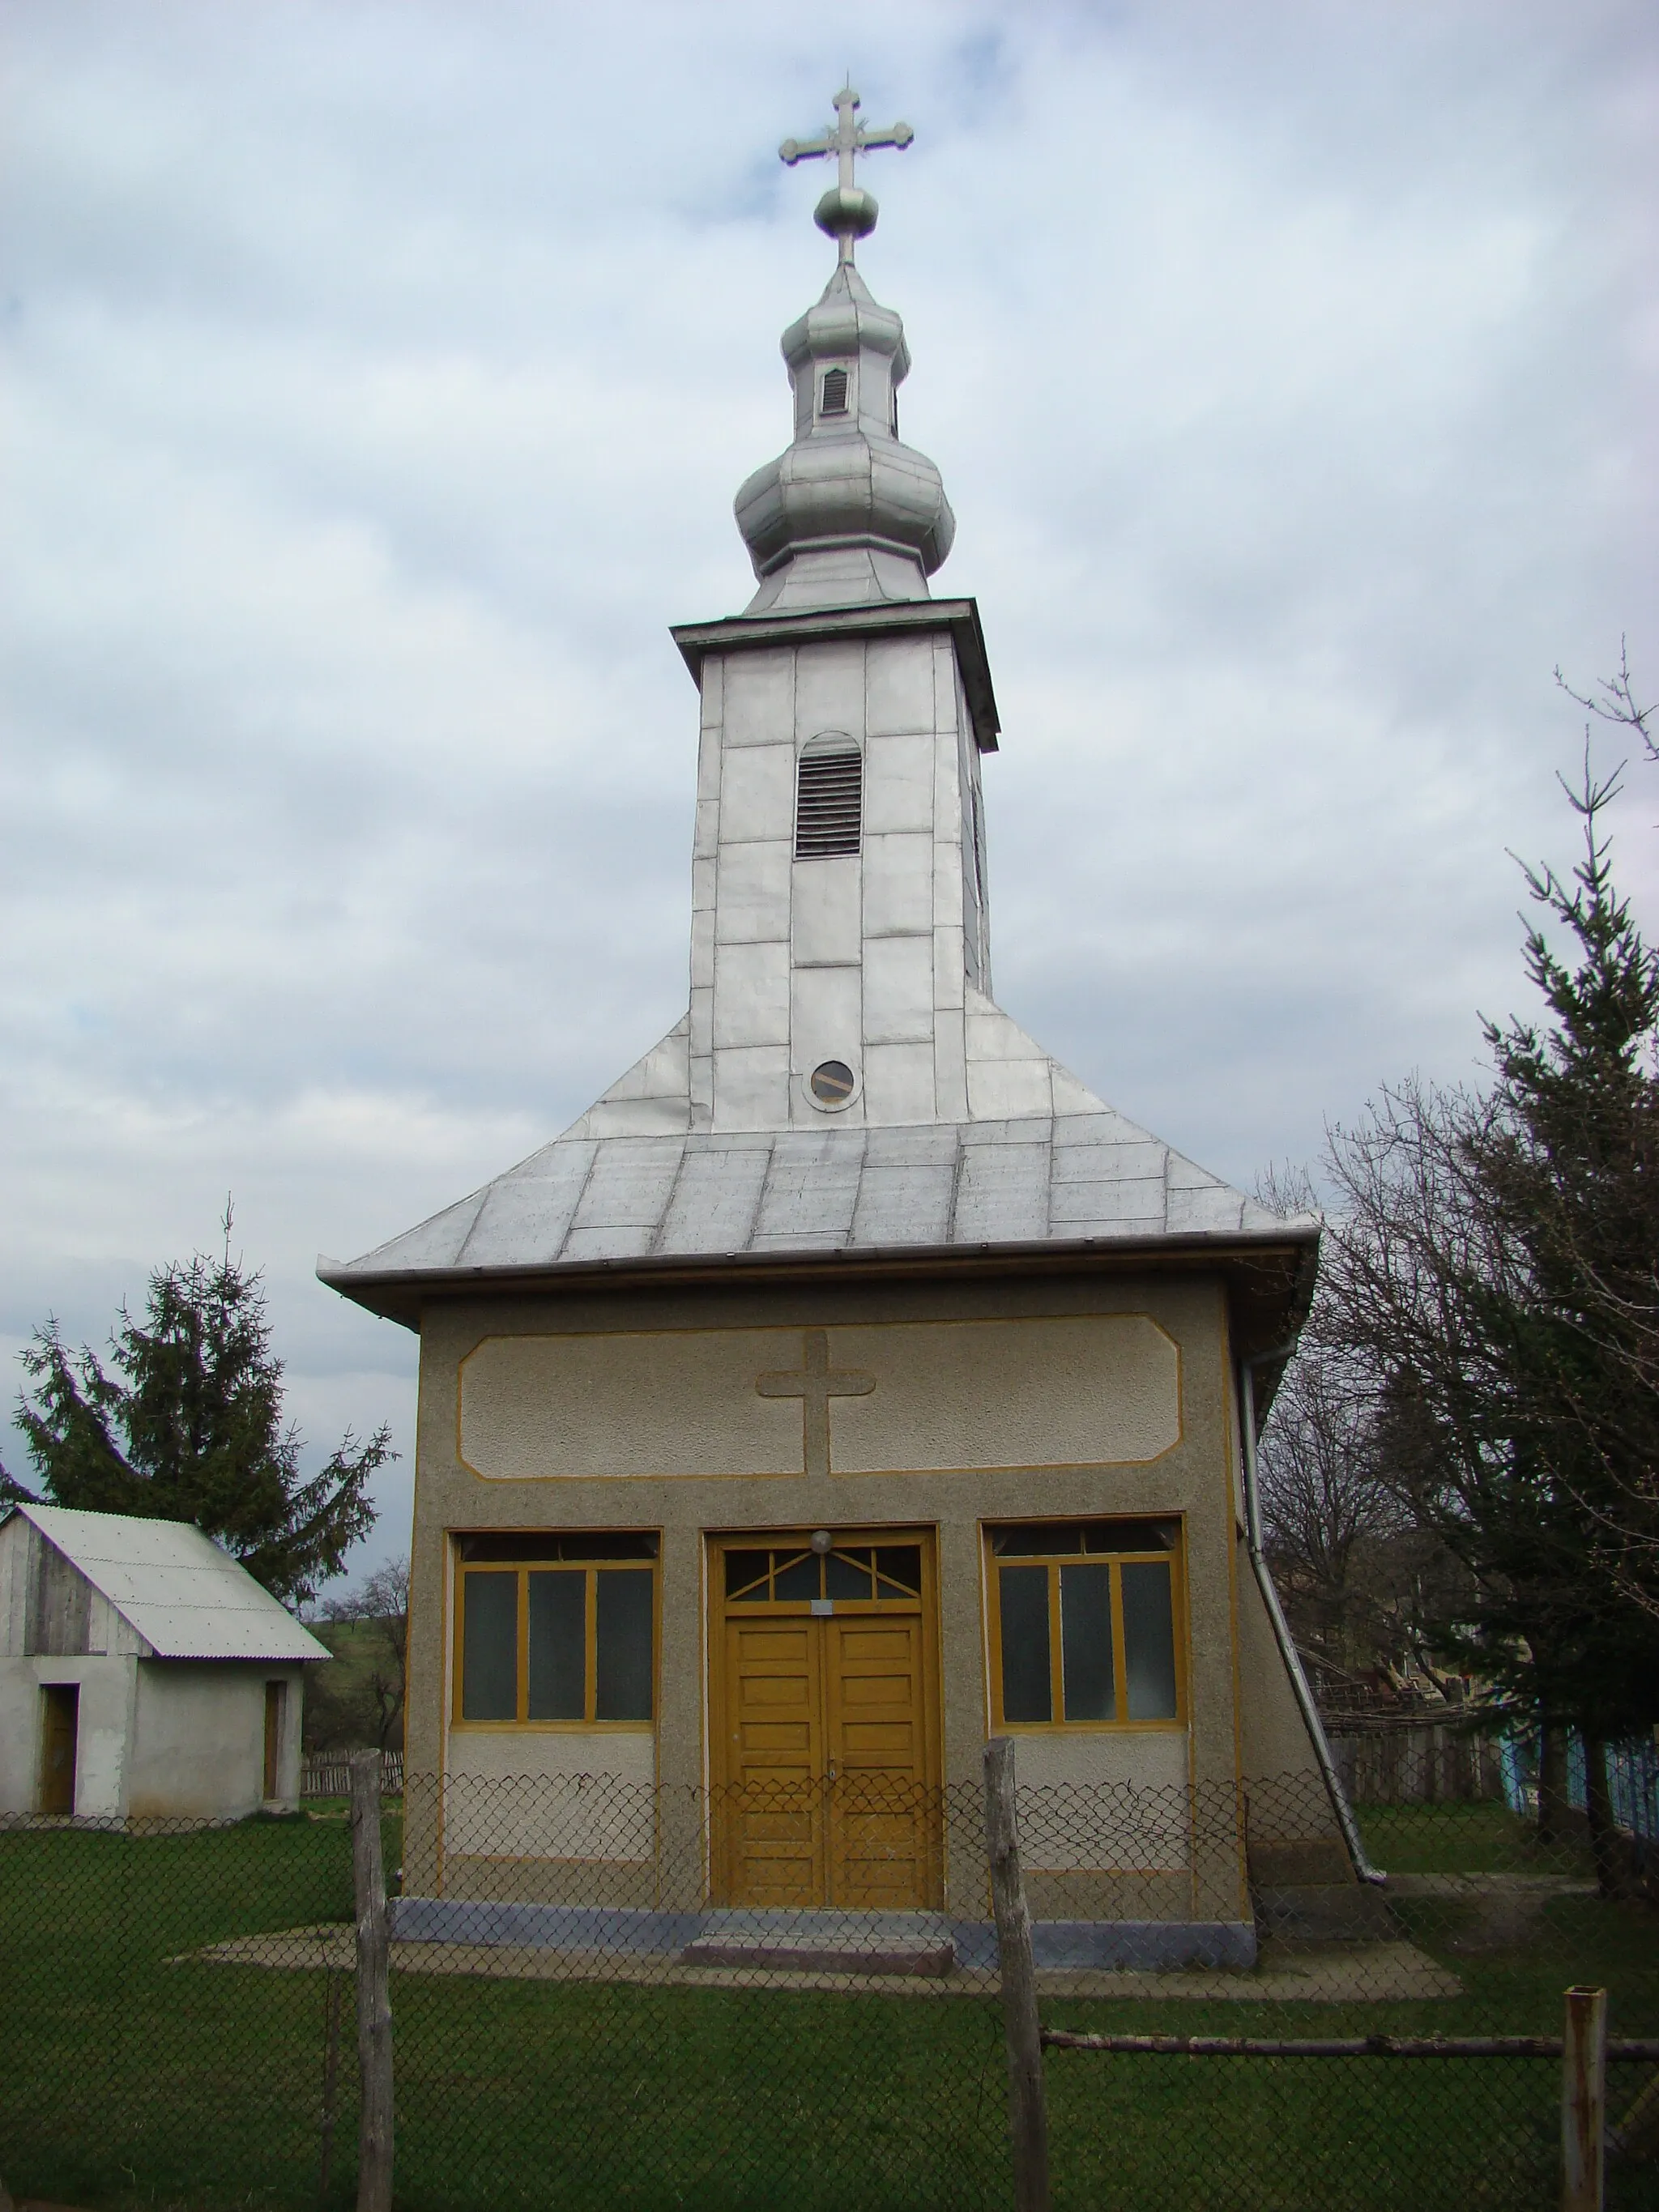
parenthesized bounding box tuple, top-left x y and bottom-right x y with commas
(670, 597, 1000, 752)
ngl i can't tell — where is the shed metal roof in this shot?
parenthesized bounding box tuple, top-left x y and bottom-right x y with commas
(4, 1502, 329, 1663)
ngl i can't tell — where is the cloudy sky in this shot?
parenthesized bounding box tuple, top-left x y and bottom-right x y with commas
(2, 1, 1653, 1585)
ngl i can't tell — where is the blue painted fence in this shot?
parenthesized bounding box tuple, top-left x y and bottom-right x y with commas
(1498, 1729, 1659, 1843)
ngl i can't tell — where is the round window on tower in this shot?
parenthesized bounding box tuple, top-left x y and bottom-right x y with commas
(808, 1059, 857, 1109)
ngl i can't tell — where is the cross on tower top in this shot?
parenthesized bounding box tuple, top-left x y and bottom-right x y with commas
(780, 82, 914, 263)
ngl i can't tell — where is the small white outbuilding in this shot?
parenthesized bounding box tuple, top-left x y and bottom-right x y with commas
(0, 1501, 329, 1821)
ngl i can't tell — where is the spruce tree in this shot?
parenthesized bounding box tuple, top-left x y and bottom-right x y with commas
(1320, 748, 1659, 1882)
(6, 1230, 390, 1606)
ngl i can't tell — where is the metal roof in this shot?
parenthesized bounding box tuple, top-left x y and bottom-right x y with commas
(321, 995, 1319, 1323)
(4, 1502, 329, 1663)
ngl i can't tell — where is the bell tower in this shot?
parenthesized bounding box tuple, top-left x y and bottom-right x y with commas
(672, 86, 1001, 1134)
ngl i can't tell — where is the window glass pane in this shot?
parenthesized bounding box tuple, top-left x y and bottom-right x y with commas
(773, 1553, 819, 1601)
(462, 1534, 549, 1563)
(1060, 1563, 1116, 1721)
(1122, 1561, 1179, 1720)
(461, 1532, 659, 1563)
(825, 1549, 873, 1600)
(993, 1525, 1082, 1557)
(527, 1571, 586, 1720)
(595, 1570, 654, 1721)
(998, 1566, 1052, 1723)
(874, 1545, 922, 1594)
(1081, 1520, 1176, 1555)
(552, 1532, 659, 1562)
(724, 1550, 770, 1600)
(461, 1571, 518, 1720)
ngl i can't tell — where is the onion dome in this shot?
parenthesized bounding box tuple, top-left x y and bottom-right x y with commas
(735, 89, 955, 614)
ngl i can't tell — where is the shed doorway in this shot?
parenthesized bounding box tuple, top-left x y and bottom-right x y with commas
(39, 1683, 79, 1815)
(709, 1529, 941, 1910)
(263, 1681, 286, 1800)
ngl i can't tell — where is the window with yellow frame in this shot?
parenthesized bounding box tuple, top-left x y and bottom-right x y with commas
(986, 1519, 1184, 1729)
(454, 1532, 657, 1727)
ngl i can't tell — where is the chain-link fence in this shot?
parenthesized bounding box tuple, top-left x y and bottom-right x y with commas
(3, 1743, 1657, 2209)
(0, 1802, 359, 2206)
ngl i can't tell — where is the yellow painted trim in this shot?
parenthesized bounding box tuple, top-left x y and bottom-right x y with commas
(705, 1524, 943, 1908)
(450, 1536, 662, 1732)
(983, 1524, 1189, 1733)
(452, 1312, 1186, 1481)
(438, 1852, 656, 1870)
(992, 1720, 1190, 1736)
(446, 1458, 1187, 1485)
(435, 1531, 450, 1897)
(449, 1721, 655, 1735)
(1218, 1303, 1251, 1920)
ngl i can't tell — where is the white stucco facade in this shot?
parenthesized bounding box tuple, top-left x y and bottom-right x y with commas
(0, 1504, 325, 1821)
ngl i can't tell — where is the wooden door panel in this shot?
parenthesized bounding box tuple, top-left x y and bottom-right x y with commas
(738, 1724, 813, 1754)
(842, 1720, 919, 1752)
(838, 1626, 914, 1659)
(722, 1617, 824, 1905)
(825, 1614, 936, 1907)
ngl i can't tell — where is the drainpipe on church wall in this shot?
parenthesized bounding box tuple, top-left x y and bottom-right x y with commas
(1238, 1344, 1386, 1886)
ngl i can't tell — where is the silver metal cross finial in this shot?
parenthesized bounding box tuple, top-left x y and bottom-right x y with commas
(779, 81, 914, 262)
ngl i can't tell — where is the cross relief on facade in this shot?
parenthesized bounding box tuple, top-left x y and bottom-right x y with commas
(755, 1329, 875, 1477)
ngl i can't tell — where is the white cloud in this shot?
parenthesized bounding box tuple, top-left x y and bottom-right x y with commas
(2, 0, 1653, 1571)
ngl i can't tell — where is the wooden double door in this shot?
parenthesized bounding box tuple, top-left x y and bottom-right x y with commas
(711, 1530, 942, 1910)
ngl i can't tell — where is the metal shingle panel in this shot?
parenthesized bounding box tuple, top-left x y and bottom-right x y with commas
(657, 1144, 772, 1253)
(953, 1136, 1051, 1242)
(348, 1187, 488, 1274)
(1050, 1137, 1167, 1183)
(569, 1137, 687, 1234)
(1050, 1178, 1169, 1230)
(851, 1161, 957, 1247)
(560, 1223, 660, 1262)
(1166, 1182, 1250, 1234)
(753, 1132, 865, 1244)
(457, 1143, 598, 1268)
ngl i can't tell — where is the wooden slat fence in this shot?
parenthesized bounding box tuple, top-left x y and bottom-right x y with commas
(1327, 1724, 1504, 1805)
(301, 1750, 404, 1799)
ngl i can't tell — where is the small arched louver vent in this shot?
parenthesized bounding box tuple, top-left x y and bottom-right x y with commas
(795, 739, 862, 859)
(820, 366, 849, 416)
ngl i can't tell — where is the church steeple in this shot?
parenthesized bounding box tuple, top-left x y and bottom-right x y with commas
(734, 85, 955, 616)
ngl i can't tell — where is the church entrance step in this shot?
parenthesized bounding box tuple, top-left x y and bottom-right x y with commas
(680, 1908, 955, 1976)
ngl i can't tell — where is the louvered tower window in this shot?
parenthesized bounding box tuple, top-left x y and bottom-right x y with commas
(795, 737, 862, 859)
(820, 366, 849, 415)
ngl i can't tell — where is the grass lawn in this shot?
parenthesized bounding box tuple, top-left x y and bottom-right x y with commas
(1355, 1796, 1598, 1878)
(1044, 1887, 1659, 2211)
(2, 1805, 1656, 2212)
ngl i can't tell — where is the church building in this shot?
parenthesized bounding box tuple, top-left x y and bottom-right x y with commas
(322, 90, 1357, 1965)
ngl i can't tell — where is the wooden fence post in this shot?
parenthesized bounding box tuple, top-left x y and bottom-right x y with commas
(350, 1748, 394, 2212)
(1561, 1984, 1607, 2212)
(984, 1737, 1051, 2212)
